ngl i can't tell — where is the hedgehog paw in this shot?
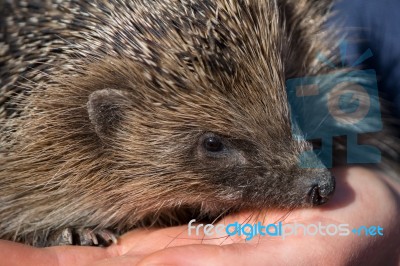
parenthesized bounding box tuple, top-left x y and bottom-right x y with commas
(48, 228, 117, 247)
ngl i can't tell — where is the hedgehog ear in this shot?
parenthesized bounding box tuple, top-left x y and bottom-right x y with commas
(87, 89, 127, 138)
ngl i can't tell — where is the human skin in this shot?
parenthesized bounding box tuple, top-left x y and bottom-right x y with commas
(1, 166, 399, 266)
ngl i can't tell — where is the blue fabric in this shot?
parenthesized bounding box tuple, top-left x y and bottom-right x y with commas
(331, 0, 400, 119)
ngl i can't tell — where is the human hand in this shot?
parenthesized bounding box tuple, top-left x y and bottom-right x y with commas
(1, 166, 399, 266)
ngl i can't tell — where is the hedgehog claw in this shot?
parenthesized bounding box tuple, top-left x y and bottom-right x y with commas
(75, 228, 98, 246)
(48, 228, 73, 246)
(96, 229, 118, 246)
(48, 228, 117, 247)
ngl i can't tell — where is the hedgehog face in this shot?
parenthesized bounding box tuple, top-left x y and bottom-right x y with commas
(76, 0, 337, 220)
(80, 53, 334, 221)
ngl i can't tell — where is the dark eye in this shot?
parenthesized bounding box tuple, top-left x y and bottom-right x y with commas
(203, 136, 224, 152)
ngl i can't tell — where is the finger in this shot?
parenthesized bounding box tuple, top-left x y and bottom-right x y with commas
(0, 239, 128, 266)
(0, 240, 56, 266)
(135, 232, 345, 266)
(48, 245, 115, 266)
(90, 255, 143, 266)
(137, 244, 247, 266)
(107, 226, 238, 258)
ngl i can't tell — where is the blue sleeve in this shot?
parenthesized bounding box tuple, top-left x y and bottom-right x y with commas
(331, 0, 400, 119)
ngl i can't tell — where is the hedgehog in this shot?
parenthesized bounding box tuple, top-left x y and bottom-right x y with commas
(0, 0, 397, 247)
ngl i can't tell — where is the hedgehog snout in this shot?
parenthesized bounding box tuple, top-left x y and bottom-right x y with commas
(308, 172, 336, 206)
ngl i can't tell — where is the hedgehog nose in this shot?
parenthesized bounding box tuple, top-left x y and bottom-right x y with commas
(309, 175, 335, 205)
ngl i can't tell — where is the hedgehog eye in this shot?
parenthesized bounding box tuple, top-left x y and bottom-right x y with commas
(203, 136, 224, 152)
